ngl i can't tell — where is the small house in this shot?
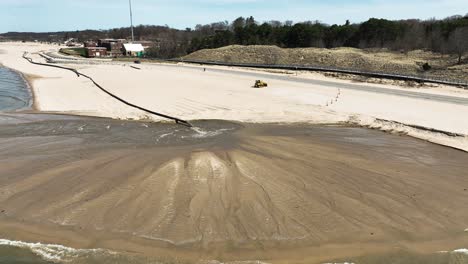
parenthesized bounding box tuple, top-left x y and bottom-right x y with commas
(97, 39, 125, 57)
(123, 43, 145, 57)
(85, 47, 108, 58)
(84, 41, 98, 48)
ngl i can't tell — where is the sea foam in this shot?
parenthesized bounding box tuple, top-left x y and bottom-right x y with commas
(0, 238, 112, 263)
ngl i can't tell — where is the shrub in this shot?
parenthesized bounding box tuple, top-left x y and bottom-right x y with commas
(422, 62, 431, 71)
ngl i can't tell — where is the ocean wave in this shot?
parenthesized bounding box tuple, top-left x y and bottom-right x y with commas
(0, 238, 113, 263)
(0, 238, 274, 264)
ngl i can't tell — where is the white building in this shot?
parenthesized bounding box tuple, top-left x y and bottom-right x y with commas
(123, 43, 145, 57)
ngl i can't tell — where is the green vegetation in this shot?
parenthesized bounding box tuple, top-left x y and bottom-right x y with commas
(188, 16, 468, 60)
(3, 14, 467, 61)
(59, 48, 87, 57)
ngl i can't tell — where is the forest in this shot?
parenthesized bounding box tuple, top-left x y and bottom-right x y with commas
(2, 15, 467, 61)
(187, 15, 468, 63)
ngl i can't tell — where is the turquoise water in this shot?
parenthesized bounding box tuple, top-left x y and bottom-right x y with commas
(0, 67, 32, 111)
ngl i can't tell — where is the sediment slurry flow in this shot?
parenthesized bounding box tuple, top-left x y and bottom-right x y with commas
(0, 115, 467, 263)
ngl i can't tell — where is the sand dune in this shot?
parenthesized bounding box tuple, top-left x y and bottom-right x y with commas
(184, 45, 468, 82)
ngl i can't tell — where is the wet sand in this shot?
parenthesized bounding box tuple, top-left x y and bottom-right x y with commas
(0, 114, 467, 263)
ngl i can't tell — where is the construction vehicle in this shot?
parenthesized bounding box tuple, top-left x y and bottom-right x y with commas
(254, 80, 268, 88)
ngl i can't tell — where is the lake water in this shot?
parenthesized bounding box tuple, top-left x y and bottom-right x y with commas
(0, 66, 32, 112)
(0, 238, 167, 264)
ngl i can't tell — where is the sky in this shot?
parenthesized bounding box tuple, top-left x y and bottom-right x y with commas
(0, 0, 467, 33)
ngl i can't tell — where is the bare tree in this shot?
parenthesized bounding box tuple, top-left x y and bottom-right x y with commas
(267, 20, 283, 27)
(448, 26, 468, 64)
(284, 20, 293, 27)
(395, 20, 424, 53)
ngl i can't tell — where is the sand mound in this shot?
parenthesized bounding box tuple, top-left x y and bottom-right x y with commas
(184, 45, 468, 82)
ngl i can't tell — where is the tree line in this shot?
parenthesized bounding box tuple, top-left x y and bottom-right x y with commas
(2, 15, 467, 62)
(188, 15, 468, 63)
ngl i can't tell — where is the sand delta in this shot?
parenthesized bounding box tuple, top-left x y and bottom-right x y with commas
(0, 42, 468, 263)
(0, 117, 467, 263)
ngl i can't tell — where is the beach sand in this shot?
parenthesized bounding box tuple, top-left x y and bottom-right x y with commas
(1, 42, 468, 150)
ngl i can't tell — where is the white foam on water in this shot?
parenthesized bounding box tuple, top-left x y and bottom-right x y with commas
(453, 249, 468, 254)
(155, 131, 177, 142)
(190, 127, 233, 138)
(159, 132, 174, 138)
(322, 262, 355, 264)
(437, 248, 468, 255)
(0, 238, 112, 263)
(202, 261, 271, 264)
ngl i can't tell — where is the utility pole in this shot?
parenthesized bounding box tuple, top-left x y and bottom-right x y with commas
(129, 0, 134, 42)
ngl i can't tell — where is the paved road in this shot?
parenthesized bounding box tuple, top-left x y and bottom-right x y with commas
(162, 63, 468, 106)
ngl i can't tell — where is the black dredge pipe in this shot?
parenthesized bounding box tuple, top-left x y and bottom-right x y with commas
(23, 53, 192, 127)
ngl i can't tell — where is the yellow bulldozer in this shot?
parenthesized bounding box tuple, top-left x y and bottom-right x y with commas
(254, 80, 268, 88)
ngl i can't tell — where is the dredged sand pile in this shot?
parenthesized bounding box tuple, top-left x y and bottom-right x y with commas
(0, 116, 467, 263)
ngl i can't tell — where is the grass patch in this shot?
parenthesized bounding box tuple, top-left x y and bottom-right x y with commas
(59, 48, 86, 57)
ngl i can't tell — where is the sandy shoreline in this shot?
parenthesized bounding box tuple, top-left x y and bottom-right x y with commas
(1, 42, 468, 152)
